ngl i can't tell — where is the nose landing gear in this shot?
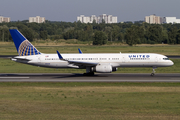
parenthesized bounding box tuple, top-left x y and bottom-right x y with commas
(151, 67, 157, 76)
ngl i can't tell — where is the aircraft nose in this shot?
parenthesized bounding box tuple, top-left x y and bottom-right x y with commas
(170, 60, 174, 66)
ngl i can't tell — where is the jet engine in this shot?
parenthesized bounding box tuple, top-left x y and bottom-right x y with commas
(92, 65, 117, 73)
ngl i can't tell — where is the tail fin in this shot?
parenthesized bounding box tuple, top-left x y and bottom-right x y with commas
(9, 29, 41, 56)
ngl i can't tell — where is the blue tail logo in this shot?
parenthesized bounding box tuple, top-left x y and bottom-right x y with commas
(9, 29, 41, 56)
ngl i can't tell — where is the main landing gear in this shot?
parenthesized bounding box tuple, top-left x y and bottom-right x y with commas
(151, 67, 157, 76)
(83, 67, 95, 76)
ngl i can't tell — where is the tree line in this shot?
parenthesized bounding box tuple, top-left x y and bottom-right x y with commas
(0, 21, 180, 45)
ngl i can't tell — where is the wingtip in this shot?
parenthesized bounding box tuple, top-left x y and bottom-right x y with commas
(78, 48, 82, 54)
(56, 50, 63, 59)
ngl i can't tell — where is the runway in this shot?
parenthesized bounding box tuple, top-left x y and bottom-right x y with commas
(0, 73, 180, 82)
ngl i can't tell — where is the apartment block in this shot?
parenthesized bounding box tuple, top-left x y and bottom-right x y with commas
(162, 17, 180, 24)
(77, 14, 117, 24)
(98, 14, 117, 23)
(145, 14, 161, 24)
(29, 16, 45, 23)
(0, 16, 10, 23)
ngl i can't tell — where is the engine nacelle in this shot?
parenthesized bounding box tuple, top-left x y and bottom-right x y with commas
(92, 65, 117, 73)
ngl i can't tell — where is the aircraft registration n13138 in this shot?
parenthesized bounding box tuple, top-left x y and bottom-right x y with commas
(9, 29, 174, 76)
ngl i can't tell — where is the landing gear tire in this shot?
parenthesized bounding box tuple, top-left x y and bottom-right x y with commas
(83, 72, 94, 76)
(151, 67, 157, 77)
(151, 73, 155, 76)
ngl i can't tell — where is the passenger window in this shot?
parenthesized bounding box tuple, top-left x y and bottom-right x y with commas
(163, 58, 169, 60)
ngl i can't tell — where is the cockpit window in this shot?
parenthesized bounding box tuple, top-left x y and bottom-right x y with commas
(163, 58, 169, 60)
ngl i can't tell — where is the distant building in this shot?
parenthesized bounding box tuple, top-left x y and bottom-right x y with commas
(77, 14, 117, 24)
(162, 17, 180, 24)
(29, 16, 45, 23)
(145, 14, 161, 24)
(0, 16, 10, 23)
(98, 14, 117, 23)
(77, 15, 96, 23)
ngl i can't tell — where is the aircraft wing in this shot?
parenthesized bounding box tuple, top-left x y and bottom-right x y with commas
(56, 50, 98, 67)
(68, 60, 98, 66)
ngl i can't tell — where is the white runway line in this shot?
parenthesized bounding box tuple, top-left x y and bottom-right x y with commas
(0, 77, 29, 79)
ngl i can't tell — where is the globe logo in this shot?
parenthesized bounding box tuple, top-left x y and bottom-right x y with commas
(18, 40, 41, 56)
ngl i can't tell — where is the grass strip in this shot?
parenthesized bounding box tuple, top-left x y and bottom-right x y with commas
(0, 82, 180, 120)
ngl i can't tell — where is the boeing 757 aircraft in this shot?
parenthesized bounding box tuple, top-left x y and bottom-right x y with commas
(9, 29, 174, 76)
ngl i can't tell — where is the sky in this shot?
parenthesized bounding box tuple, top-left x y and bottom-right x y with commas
(0, 0, 180, 22)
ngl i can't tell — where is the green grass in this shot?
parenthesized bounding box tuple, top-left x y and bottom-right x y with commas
(0, 82, 180, 120)
(0, 42, 180, 55)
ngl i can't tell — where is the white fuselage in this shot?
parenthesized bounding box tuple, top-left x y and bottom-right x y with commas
(12, 53, 174, 69)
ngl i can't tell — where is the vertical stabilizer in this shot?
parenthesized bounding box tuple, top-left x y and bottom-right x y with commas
(9, 29, 41, 56)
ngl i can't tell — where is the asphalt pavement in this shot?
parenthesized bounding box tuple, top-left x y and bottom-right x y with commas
(0, 73, 179, 82)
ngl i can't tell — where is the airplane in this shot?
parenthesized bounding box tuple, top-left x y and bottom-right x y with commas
(9, 29, 174, 76)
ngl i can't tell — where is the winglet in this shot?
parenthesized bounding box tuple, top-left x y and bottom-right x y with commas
(78, 48, 82, 54)
(56, 50, 63, 59)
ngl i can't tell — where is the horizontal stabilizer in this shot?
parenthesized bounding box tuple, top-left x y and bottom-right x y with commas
(11, 57, 31, 62)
